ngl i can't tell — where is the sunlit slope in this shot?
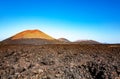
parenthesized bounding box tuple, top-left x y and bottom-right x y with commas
(12, 29, 55, 40)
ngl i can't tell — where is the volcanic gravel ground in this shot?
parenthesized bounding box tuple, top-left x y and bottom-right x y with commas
(0, 44, 120, 79)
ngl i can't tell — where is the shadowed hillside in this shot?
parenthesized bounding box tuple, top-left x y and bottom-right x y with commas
(1, 38, 62, 45)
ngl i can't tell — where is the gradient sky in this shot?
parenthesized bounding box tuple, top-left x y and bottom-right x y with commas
(0, 0, 120, 43)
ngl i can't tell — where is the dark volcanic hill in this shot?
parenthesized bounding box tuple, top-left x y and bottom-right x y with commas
(74, 40, 100, 44)
(58, 38, 70, 43)
(1, 30, 62, 45)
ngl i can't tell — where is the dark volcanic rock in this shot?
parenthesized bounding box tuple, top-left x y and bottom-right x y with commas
(0, 44, 120, 79)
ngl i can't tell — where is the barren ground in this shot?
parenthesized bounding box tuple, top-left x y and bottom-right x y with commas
(0, 44, 120, 79)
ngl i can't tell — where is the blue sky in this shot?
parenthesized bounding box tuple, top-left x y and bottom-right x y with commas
(0, 0, 120, 43)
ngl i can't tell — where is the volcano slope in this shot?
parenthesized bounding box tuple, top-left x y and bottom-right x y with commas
(1, 30, 62, 45)
(0, 44, 120, 79)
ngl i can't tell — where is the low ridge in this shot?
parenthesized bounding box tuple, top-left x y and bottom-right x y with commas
(58, 38, 70, 42)
(74, 40, 100, 44)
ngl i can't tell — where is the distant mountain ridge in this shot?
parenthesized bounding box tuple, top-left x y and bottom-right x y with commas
(1, 29, 101, 45)
(74, 40, 100, 44)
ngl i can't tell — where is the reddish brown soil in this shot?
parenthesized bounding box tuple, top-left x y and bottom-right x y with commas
(12, 30, 55, 40)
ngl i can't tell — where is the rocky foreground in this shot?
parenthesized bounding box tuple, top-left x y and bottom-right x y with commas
(0, 44, 120, 79)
